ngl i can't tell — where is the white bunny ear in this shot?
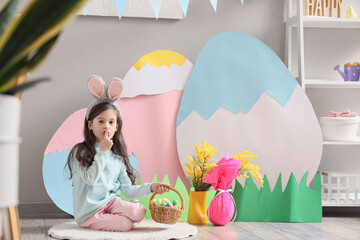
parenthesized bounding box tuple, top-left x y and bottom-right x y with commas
(88, 75, 106, 99)
(107, 78, 124, 101)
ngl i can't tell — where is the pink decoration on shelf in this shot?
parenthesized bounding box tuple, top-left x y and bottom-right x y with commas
(321, 109, 357, 118)
(203, 153, 241, 226)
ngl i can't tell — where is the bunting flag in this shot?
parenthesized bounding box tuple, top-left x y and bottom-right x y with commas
(210, 0, 218, 12)
(82, 0, 249, 19)
(178, 0, 190, 17)
(149, 0, 162, 19)
(115, 0, 128, 19)
(83, 2, 90, 16)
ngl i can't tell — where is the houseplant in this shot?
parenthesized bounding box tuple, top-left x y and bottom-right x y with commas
(0, 0, 88, 209)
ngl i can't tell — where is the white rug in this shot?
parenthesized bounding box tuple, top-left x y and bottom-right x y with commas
(48, 219, 197, 240)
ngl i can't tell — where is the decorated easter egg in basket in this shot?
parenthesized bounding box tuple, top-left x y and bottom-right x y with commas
(149, 187, 184, 224)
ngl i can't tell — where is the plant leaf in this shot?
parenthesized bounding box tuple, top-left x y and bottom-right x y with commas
(0, 0, 19, 37)
(0, 0, 87, 87)
(3, 77, 49, 95)
(0, 34, 59, 93)
(26, 34, 60, 73)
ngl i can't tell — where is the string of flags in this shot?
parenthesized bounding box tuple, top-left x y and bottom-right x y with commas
(83, 0, 246, 20)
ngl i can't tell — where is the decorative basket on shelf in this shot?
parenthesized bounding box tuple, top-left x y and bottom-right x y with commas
(319, 110, 360, 141)
(149, 187, 184, 224)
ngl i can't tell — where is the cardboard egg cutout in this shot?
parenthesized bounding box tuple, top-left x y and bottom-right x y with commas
(43, 109, 140, 215)
(43, 50, 192, 215)
(176, 32, 323, 222)
(119, 50, 193, 187)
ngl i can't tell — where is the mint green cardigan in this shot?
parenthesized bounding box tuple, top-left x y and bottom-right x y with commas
(71, 142, 152, 223)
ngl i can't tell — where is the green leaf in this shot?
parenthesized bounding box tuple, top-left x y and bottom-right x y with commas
(3, 77, 49, 95)
(0, 0, 19, 37)
(0, 34, 59, 93)
(0, 0, 87, 88)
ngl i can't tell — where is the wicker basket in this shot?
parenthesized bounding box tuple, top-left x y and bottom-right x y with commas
(149, 187, 184, 224)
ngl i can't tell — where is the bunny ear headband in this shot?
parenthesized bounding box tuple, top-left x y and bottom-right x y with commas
(86, 75, 124, 120)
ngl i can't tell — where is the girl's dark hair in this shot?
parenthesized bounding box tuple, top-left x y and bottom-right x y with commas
(65, 102, 136, 185)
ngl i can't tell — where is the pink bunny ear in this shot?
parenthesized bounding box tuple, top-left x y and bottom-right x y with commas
(107, 78, 124, 100)
(88, 75, 105, 98)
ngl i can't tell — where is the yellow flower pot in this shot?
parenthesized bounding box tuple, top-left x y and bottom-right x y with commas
(187, 191, 207, 224)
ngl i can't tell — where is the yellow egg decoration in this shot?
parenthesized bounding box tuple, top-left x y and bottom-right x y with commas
(150, 198, 157, 206)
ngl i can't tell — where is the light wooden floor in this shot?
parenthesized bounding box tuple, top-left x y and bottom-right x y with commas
(19, 216, 360, 240)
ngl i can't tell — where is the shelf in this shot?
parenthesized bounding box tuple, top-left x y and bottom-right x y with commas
(305, 79, 360, 88)
(323, 137, 360, 145)
(303, 16, 360, 28)
(322, 200, 360, 207)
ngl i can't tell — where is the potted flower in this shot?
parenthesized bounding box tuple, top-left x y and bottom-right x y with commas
(184, 140, 264, 225)
(184, 140, 218, 224)
(0, 0, 88, 211)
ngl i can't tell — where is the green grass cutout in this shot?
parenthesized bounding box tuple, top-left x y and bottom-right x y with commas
(120, 172, 321, 222)
(233, 171, 322, 222)
(119, 174, 216, 221)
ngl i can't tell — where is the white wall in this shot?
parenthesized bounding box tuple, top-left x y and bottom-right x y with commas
(17, 0, 360, 203)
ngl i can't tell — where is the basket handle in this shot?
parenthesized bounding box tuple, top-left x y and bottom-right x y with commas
(149, 186, 185, 210)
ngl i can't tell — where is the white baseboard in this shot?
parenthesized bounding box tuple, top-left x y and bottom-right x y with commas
(18, 202, 72, 218)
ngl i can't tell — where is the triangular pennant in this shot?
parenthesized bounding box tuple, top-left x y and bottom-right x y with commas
(115, 0, 128, 20)
(178, 0, 189, 17)
(149, 0, 162, 19)
(83, 2, 90, 16)
(210, 0, 218, 12)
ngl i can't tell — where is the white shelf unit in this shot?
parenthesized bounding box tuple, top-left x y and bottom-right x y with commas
(285, 0, 360, 207)
(303, 16, 360, 28)
(305, 79, 360, 88)
(324, 137, 360, 146)
(321, 172, 360, 207)
(285, 1, 360, 89)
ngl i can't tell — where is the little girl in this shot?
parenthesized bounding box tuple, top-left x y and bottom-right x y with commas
(66, 75, 170, 232)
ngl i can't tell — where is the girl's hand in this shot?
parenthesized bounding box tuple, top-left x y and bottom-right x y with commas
(151, 183, 170, 195)
(100, 130, 113, 152)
